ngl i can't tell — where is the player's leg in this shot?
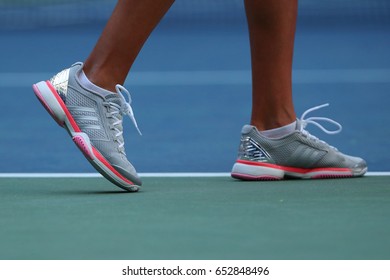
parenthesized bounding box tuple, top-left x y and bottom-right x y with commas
(245, 0, 297, 131)
(84, 0, 175, 91)
(32, 0, 175, 191)
(231, 0, 367, 180)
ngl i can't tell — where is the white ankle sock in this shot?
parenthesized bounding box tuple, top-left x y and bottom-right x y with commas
(78, 70, 115, 95)
(260, 121, 297, 139)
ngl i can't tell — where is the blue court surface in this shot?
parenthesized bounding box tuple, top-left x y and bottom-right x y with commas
(1, 18, 390, 174)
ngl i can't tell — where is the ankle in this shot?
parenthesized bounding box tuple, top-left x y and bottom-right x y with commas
(251, 117, 296, 131)
(78, 70, 116, 95)
(83, 62, 119, 92)
(258, 120, 297, 138)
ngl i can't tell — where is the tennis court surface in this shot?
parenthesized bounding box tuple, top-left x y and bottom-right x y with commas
(0, 174, 389, 260)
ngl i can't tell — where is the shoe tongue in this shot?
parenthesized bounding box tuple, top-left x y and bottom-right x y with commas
(295, 119, 302, 130)
(105, 94, 123, 106)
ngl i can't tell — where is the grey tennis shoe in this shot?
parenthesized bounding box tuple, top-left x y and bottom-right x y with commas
(33, 62, 142, 191)
(231, 104, 367, 180)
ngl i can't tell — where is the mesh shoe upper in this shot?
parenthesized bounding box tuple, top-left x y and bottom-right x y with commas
(238, 124, 366, 173)
(236, 105, 367, 177)
(50, 62, 141, 185)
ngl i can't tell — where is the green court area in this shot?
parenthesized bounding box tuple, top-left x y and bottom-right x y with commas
(0, 175, 389, 260)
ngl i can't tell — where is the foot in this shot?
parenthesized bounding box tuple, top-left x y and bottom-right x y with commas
(33, 62, 142, 191)
(231, 104, 367, 180)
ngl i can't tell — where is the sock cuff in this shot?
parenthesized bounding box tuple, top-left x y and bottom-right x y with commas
(260, 121, 297, 139)
(77, 70, 116, 96)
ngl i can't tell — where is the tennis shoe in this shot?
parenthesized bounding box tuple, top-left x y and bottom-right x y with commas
(231, 104, 367, 180)
(33, 62, 142, 191)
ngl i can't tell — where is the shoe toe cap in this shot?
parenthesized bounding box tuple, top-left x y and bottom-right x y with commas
(111, 162, 142, 187)
(352, 158, 368, 176)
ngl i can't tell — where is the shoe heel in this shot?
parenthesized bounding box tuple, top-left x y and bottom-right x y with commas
(231, 161, 284, 180)
(33, 81, 66, 127)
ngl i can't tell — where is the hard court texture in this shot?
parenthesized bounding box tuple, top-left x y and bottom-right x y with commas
(0, 176, 389, 260)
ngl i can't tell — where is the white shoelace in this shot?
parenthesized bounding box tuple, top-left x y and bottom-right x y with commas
(299, 103, 342, 148)
(104, 85, 142, 153)
(115, 85, 142, 136)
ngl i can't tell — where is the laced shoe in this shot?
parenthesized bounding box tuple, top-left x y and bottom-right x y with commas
(231, 104, 367, 180)
(32, 62, 142, 191)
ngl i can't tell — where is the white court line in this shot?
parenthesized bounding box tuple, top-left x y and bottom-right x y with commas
(365, 172, 390, 176)
(1, 69, 390, 87)
(0, 173, 229, 178)
(0, 172, 389, 178)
